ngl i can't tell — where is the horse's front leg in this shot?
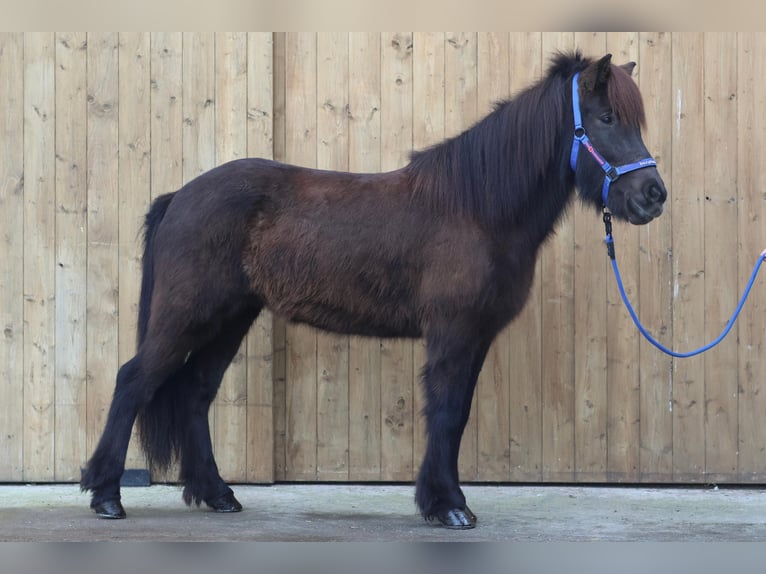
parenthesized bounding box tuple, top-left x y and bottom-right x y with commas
(415, 332, 492, 529)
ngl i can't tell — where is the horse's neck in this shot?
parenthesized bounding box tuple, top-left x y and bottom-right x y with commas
(502, 136, 575, 250)
(496, 89, 576, 247)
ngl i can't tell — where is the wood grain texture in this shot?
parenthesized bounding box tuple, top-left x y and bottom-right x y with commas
(671, 32, 706, 482)
(214, 32, 249, 482)
(508, 32, 543, 483)
(316, 32, 350, 481)
(573, 32, 608, 483)
(637, 31, 674, 482)
(540, 32, 576, 482)
(146, 31, 183, 483)
(118, 32, 151, 472)
(737, 33, 766, 481)
(476, 32, 511, 482)
(0, 33, 25, 481)
(150, 32, 183, 204)
(271, 32, 288, 482)
(246, 32, 275, 484)
(85, 32, 120, 474)
(54, 32, 88, 481)
(444, 31, 480, 481)
(703, 33, 738, 482)
(284, 32, 318, 481)
(603, 32, 641, 483)
(411, 32, 445, 478)
(181, 33, 217, 480)
(379, 32, 414, 481)
(348, 32, 383, 482)
(23, 32, 56, 481)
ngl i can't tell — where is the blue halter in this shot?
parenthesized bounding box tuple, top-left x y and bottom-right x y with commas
(569, 72, 657, 207)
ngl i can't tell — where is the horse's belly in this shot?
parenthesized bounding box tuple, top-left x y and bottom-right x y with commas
(245, 225, 422, 337)
(271, 297, 421, 339)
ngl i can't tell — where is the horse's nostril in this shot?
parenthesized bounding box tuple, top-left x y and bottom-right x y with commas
(646, 182, 666, 203)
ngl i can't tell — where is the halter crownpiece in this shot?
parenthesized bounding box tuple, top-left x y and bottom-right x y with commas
(569, 72, 657, 208)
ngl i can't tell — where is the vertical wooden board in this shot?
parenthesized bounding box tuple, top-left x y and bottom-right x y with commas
(212, 32, 249, 482)
(380, 31, 414, 481)
(572, 32, 608, 483)
(508, 32, 543, 482)
(604, 32, 642, 482)
(637, 31, 673, 482)
(540, 32, 575, 482)
(182, 32, 217, 475)
(0, 33, 24, 481)
(23, 32, 56, 481)
(119, 33, 151, 471)
(271, 32, 288, 481)
(475, 32, 511, 481)
(703, 33, 738, 481)
(315, 32, 350, 481)
(671, 32, 705, 482)
(444, 31, 480, 481)
(284, 32, 318, 481)
(737, 33, 766, 481)
(285, 316, 317, 482)
(182, 33, 216, 184)
(147, 31, 183, 483)
(411, 32, 444, 477)
(150, 32, 183, 201)
(54, 32, 88, 481)
(246, 31, 275, 484)
(348, 32, 382, 482)
(86, 33, 120, 467)
(247, 308, 274, 484)
(213, 32, 249, 482)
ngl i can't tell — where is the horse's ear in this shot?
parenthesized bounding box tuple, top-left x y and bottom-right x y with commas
(620, 61, 637, 76)
(580, 53, 612, 93)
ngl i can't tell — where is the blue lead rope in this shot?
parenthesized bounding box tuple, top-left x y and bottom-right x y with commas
(571, 70, 766, 358)
(605, 214, 766, 358)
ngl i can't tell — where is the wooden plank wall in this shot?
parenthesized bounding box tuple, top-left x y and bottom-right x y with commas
(2, 32, 766, 485)
(0, 33, 274, 483)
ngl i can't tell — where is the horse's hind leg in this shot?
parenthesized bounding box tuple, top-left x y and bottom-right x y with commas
(80, 336, 191, 518)
(179, 309, 260, 513)
(415, 329, 492, 529)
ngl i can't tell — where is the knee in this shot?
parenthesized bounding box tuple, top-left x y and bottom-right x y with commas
(424, 405, 467, 435)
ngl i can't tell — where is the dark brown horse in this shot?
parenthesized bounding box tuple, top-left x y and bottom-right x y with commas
(81, 51, 667, 529)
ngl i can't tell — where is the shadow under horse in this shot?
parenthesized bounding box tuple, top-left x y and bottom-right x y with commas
(81, 51, 667, 529)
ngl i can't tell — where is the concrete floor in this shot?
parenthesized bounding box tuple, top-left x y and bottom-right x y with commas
(2, 483, 766, 542)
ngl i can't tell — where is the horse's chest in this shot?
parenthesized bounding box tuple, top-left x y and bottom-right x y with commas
(482, 255, 537, 324)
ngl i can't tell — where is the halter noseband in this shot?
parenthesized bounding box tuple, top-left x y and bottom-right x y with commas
(569, 72, 657, 208)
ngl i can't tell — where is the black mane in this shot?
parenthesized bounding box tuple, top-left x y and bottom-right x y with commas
(407, 51, 593, 233)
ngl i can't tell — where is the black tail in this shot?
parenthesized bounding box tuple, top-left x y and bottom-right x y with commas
(137, 192, 174, 347)
(134, 192, 187, 475)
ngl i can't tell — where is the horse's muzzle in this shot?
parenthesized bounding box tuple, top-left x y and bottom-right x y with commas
(626, 179, 667, 224)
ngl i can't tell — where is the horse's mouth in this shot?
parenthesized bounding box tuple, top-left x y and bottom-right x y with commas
(626, 196, 664, 225)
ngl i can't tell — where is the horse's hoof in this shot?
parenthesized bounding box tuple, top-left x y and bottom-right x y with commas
(92, 499, 126, 519)
(206, 491, 243, 513)
(437, 506, 477, 529)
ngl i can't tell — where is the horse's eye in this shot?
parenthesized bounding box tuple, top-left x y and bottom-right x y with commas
(600, 113, 614, 125)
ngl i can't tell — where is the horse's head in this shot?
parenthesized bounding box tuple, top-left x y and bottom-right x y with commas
(571, 54, 667, 225)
